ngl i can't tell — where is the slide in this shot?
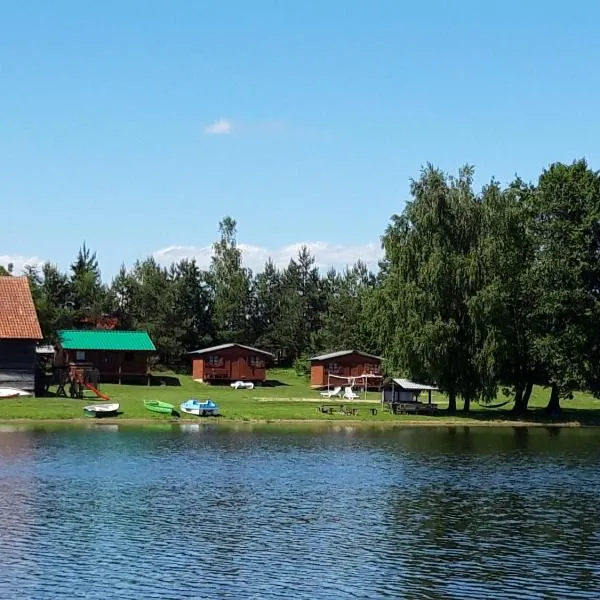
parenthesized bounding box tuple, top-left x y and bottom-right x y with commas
(84, 383, 111, 401)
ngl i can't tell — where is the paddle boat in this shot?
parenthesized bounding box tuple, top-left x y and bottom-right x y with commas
(144, 400, 175, 415)
(83, 403, 120, 417)
(180, 398, 220, 417)
(0, 387, 32, 399)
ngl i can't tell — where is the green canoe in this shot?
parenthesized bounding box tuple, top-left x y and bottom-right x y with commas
(144, 400, 175, 414)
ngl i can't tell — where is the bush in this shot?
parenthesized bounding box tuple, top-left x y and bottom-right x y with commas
(293, 356, 310, 378)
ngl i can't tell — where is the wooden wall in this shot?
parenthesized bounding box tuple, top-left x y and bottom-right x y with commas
(0, 340, 37, 392)
(60, 349, 150, 384)
(310, 353, 382, 387)
(192, 346, 269, 382)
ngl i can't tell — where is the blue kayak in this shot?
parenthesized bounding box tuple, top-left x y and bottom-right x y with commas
(180, 399, 219, 416)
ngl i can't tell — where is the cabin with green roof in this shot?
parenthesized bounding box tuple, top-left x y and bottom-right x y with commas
(56, 330, 156, 384)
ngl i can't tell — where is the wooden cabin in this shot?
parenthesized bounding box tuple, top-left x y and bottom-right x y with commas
(0, 276, 43, 393)
(189, 343, 274, 384)
(310, 350, 383, 388)
(55, 329, 156, 384)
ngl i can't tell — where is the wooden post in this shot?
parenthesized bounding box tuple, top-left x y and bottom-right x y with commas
(428, 390, 432, 404)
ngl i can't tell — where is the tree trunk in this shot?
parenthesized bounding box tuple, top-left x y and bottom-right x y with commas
(523, 380, 533, 409)
(447, 391, 457, 413)
(462, 396, 471, 413)
(512, 380, 533, 415)
(511, 384, 524, 414)
(545, 384, 561, 417)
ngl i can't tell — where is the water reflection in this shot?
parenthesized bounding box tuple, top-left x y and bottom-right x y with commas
(0, 426, 597, 598)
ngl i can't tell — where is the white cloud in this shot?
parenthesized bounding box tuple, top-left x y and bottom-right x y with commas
(204, 118, 234, 135)
(0, 255, 45, 274)
(153, 241, 383, 272)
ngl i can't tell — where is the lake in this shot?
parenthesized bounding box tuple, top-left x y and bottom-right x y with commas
(0, 424, 598, 599)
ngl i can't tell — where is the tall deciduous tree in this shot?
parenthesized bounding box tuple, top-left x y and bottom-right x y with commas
(530, 160, 600, 415)
(471, 178, 538, 413)
(377, 165, 485, 412)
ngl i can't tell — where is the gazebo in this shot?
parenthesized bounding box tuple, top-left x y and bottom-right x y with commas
(381, 378, 438, 412)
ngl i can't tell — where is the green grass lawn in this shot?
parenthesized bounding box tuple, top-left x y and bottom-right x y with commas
(1, 368, 599, 425)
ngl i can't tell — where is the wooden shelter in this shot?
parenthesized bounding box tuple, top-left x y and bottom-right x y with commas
(55, 330, 156, 384)
(189, 343, 274, 384)
(0, 277, 43, 392)
(310, 350, 383, 389)
(381, 378, 439, 413)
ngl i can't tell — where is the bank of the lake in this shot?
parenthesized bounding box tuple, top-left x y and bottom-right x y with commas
(2, 368, 600, 426)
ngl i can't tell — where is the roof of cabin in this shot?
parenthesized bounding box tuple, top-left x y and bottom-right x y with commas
(310, 350, 382, 362)
(0, 276, 43, 340)
(57, 330, 156, 351)
(188, 343, 274, 357)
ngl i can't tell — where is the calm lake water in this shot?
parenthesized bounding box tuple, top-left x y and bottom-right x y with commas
(0, 424, 598, 599)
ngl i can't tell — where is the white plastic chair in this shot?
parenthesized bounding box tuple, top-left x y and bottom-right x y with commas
(343, 386, 359, 400)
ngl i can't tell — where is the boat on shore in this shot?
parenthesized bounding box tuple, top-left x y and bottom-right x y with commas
(83, 403, 120, 417)
(180, 399, 220, 416)
(0, 387, 32, 399)
(144, 400, 175, 414)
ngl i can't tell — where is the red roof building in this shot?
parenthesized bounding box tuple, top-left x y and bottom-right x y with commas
(0, 277, 43, 392)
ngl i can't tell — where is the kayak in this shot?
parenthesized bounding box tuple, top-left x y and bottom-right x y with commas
(84, 403, 120, 417)
(144, 400, 175, 414)
(180, 398, 219, 416)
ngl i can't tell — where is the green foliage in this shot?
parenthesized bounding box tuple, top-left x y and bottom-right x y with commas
(293, 356, 311, 378)
(19, 158, 600, 420)
(0, 262, 13, 276)
(210, 217, 253, 344)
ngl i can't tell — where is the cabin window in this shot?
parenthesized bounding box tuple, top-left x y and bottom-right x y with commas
(206, 355, 223, 367)
(249, 356, 265, 368)
(76, 351, 86, 361)
(328, 362, 340, 374)
(365, 363, 380, 374)
(124, 352, 134, 362)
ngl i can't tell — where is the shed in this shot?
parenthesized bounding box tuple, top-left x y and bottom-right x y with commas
(309, 350, 383, 389)
(0, 276, 43, 392)
(189, 343, 274, 384)
(56, 330, 156, 384)
(381, 378, 438, 406)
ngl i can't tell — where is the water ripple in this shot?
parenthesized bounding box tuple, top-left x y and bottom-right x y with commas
(0, 426, 598, 598)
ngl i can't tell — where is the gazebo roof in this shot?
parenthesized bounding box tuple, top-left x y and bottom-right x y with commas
(386, 378, 438, 391)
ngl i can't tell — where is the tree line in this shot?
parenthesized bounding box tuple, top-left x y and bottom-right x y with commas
(10, 159, 600, 414)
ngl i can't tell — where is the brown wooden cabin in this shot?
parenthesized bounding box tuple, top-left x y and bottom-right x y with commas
(55, 330, 156, 384)
(189, 343, 274, 384)
(0, 277, 43, 393)
(310, 350, 383, 389)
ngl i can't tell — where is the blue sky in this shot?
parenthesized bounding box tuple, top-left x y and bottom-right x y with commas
(1, 0, 600, 279)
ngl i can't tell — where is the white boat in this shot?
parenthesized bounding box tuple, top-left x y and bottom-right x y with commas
(230, 381, 254, 390)
(0, 387, 32, 398)
(83, 403, 120, 417)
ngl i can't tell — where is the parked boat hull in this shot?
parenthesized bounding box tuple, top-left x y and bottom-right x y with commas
(144, 400, 175, 414)
(0, 387, 32, 399)
(180, 399, 219, 416)
(83, 403, 120, 417)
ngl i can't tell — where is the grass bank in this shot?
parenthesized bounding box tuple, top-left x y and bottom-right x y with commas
(1, 368, 600, 426)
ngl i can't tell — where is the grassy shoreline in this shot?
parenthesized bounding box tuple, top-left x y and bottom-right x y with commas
(0, 416, 592, 428)
(1, 368, 599, 427)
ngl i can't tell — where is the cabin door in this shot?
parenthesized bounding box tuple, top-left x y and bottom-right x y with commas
(230, 357, 246, 380)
